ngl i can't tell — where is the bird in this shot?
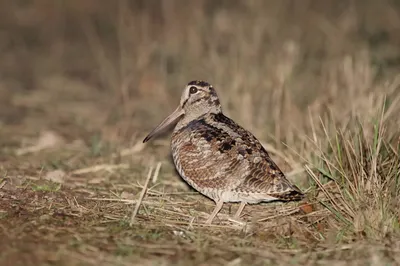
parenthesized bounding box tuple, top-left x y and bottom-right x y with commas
(143, 80, 304, 224)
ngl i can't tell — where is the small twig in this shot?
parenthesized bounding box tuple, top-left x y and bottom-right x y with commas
(257, 208, 300, 222)
(0, 180, 6, 189)
(114, 140, 146, 158)
(152, 162, 162, 183)
(72, 163, 129, 175)
(130, 166, 154, 226)
(86, 197, 136, 203)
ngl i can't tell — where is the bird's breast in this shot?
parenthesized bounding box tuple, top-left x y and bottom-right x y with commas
(170, 123, 247, 199)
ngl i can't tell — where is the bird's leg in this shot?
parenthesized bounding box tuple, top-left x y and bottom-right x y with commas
(234, 202, 246, 219)
(205, 200, 224, 225)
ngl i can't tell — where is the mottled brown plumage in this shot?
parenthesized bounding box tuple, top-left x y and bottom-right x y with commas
(143, 80, 304, 224)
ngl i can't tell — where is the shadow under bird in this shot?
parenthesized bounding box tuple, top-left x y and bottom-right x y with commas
(143, 80, 304, 224)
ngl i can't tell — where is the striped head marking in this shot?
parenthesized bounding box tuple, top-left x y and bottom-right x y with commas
(180, 80, 221, 114)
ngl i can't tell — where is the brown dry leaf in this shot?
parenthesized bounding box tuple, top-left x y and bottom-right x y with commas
(16, 130, 64, 155)
(87, 176, 108, 184)
(120, 191, 135, 200)
(44, 170, 67, 184)
(299, 202, 314, 214)
(316, 222, 327, 233)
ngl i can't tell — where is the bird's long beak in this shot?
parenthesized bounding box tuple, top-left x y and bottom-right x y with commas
(143, 105, 184, 143)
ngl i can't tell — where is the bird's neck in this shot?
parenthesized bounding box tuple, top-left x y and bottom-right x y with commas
(174, 107, 222, 132)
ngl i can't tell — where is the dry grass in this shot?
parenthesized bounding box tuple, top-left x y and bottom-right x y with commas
(1, 1, 400, 265)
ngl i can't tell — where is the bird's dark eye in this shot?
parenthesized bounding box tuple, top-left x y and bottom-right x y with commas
(189, 86, 198, 94)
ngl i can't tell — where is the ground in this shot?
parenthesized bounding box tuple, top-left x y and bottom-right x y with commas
(1, 1, 400, 265)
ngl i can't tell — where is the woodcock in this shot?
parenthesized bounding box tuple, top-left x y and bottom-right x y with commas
(143, 80, 304, 224)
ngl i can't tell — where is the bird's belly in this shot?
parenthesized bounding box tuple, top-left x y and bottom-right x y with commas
(171, 151, 223, 201)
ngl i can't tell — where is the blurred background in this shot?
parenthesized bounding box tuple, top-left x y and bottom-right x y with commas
(1, 0, 399, 154)
(1, 2, 400, 264)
